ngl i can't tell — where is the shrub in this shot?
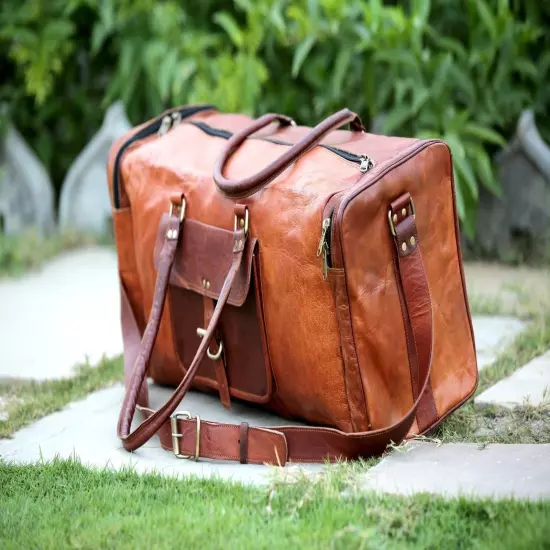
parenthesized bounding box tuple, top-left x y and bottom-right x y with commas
(1, 0, 548, 237)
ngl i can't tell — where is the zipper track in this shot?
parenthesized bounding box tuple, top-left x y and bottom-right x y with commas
(188, 120, 374, 169)
(112, 104, 215, 208)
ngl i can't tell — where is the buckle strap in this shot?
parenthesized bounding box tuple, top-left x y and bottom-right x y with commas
(171, 411, 201, 460)
(140, 406, 289, 465)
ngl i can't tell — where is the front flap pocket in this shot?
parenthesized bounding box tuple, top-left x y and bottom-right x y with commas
(154, 214, 273, 403)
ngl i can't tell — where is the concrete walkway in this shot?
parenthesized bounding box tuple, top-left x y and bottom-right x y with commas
(362, 441, 550, 500)
(0, 247, 122, 380)
(476, 351, 550, 409)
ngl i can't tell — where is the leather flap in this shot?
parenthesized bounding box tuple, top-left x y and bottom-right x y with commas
(154, 214, 257, 307)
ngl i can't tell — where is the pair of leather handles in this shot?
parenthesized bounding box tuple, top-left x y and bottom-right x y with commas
(214, 108, 365, 198)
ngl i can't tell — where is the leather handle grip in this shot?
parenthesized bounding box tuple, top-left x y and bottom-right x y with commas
(213, 108, 365, 197)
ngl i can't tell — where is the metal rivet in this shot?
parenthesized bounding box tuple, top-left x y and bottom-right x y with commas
(392, 214, 397, 223)
(401, 242, 407, 252)
(410, 236, 416, 246)
(205, 281, 211, 290)
(239, 218, 245, 228)
(202, 279, 206, 288)
(401, 208, 406, 217)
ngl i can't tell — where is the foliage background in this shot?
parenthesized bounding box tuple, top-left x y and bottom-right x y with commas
(1, 0, 549, 237)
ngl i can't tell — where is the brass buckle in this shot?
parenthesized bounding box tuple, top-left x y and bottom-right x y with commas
(234, 207, 249, 236)
(170, 411, 201, 460)
(388, 198, 415, 237)
(196, 328, 224, 360)
(169, 198, 186, 222)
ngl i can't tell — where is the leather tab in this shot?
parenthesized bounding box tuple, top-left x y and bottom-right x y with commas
(239, 422, 249, 464)
(203, 295, 231, 408)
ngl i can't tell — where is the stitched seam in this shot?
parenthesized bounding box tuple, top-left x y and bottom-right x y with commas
(415, 244, 439, 421)
(393, 251, 418, 402)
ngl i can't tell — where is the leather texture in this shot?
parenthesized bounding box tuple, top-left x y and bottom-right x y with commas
(109, 106, 478, 464)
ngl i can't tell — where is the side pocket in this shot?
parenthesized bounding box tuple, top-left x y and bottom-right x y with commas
(327, 267, 370, 431)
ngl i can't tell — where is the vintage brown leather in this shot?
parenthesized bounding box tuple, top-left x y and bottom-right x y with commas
(108, 105, 478, 465)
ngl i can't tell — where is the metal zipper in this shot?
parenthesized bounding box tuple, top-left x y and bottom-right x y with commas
(112, 104, 215, 208)
(317, 139, 441, 279)
(317, 213, 333, 280)
(188, 121, 375, 173)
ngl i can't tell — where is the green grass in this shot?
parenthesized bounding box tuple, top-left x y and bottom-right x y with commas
(0, 229, 113, 278)
(0, 357, 122, 438)
(1, 458, 549, 550)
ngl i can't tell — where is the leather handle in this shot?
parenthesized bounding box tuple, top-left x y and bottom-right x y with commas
(213, 108, 365, 197)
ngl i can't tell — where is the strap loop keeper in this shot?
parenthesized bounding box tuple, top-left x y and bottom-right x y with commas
(239, 422, 249, 464)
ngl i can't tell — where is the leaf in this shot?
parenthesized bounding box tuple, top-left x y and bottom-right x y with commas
(382, 105, 413, 134)
(470, 145, 502, 196)
(91, 23, 110, 55)
(453, 150, 478, 200)
(463, 123, 506, 147)
(474, 0, 497, 41)
(453, 171, 466, 221)
(411, 0, 431, 25)
(412, 88, 430, 113)
(431, 53, 452, 97)
(331, 49, 352, 99)
(213, 12, 243, 48)
(292, 36, 316, 78)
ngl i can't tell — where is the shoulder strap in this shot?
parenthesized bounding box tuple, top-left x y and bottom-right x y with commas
(117, 196, 433, 465)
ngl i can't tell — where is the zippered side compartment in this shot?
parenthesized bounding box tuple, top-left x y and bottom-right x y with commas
(320, 194, 371, 432)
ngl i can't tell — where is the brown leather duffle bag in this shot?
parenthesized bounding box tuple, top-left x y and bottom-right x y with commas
(109, 106, 478, 465)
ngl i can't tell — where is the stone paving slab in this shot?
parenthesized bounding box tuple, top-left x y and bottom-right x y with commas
(0, 247, 122, 380)
(475, 351, 550, 410)
(0, 383, 323, 485)
(471, 316, 527, 370)
(362, 441, 550, 500)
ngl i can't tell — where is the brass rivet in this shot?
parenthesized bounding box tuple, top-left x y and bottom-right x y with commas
(392, 214, 398, 223)
(239, 218, 245, 228)
(410, 236, 416, 246)
(205, 280, 211, 290)
(401, 208, 406, 216)
(401, 242, 407, 252)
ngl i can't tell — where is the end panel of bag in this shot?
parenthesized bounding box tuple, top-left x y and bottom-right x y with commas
(338, 141, 478, 431)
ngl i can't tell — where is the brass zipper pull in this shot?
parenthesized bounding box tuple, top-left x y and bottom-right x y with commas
(171, 112, 182, 127)
(158, 115, 173, 136)
(317, 217, 331, 257)
(317, 216, 331, 280)
(359, 155, 375, 173)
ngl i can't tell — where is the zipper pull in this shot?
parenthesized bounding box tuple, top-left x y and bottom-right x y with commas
(317, 217, 331, 280)
(317, 217, 331, 257)
(359, 155, 374, 173)
(171, 112, 182, 127)
(158, 115, 172, 136)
